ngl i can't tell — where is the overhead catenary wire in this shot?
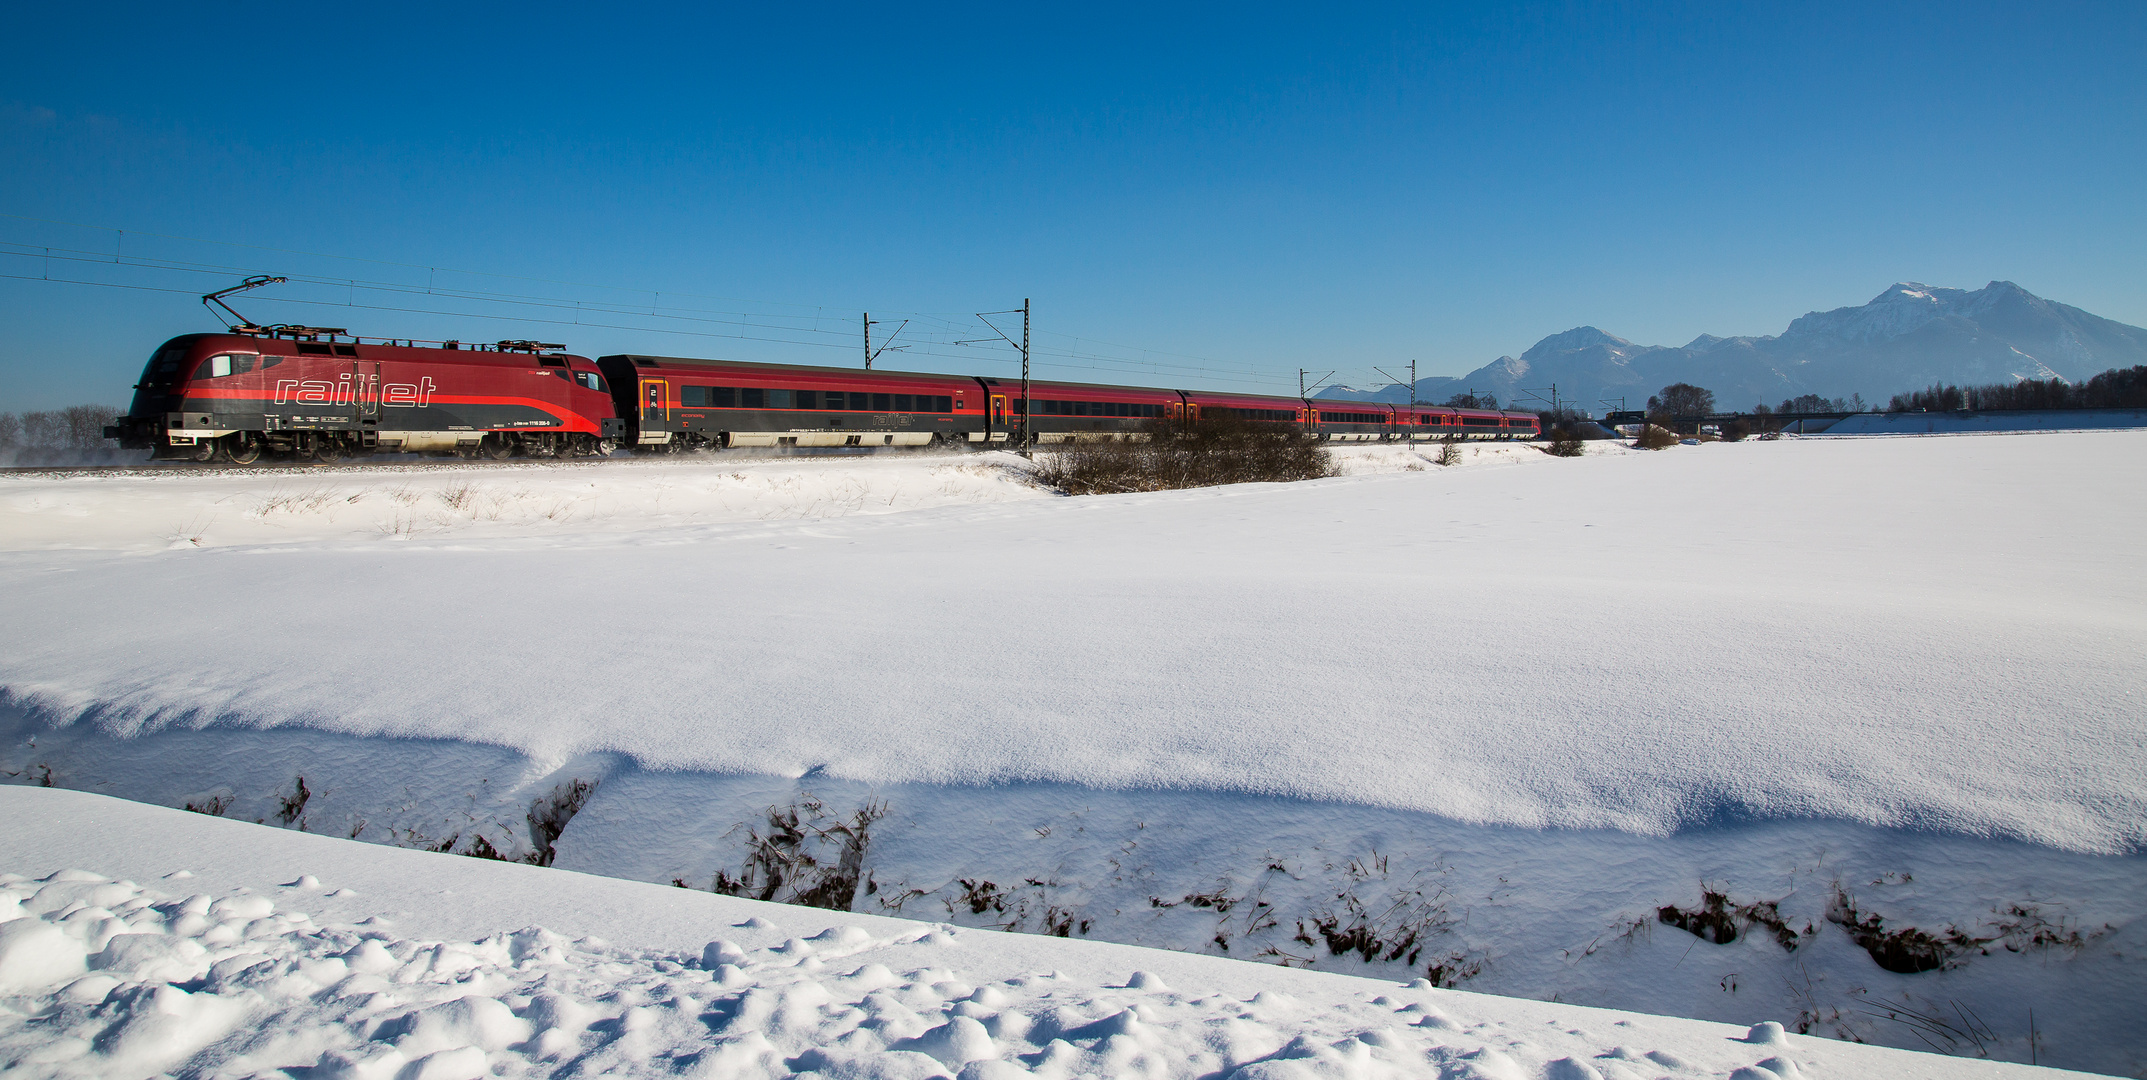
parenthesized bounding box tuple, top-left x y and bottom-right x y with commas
(0, 219, 1403, 392)
(0, 229, 1312, 386)
(3, 214, 1288, 379)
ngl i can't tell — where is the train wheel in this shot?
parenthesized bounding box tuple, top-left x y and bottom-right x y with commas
(315, 439, 344, 464)
(191, 441, 219, 462)
(595, 436, 619, 456)
(225, 434, 263, 465)
(482, 434, 515, 461)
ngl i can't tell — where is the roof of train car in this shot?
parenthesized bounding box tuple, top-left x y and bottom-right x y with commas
(597, 354, 978, 385)
(598, 354, 1546, 421)
(979, 377, 1182, 398)
(171, 333, 595, 366)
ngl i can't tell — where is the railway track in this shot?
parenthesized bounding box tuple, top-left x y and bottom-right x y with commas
(0, 446, 992, 478)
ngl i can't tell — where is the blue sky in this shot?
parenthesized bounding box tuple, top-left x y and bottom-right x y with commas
(3, 1, 2142, 409)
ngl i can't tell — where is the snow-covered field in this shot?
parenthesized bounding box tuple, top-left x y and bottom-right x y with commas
(0, 787, 2088, 1080)
(3, 434, 2143, 1076)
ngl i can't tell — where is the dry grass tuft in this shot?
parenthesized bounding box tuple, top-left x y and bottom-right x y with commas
(1032, 416, 1334, 494)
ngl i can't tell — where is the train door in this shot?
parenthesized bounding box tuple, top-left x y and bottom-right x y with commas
(640, 379, 668, 429)
(356, 360, 382, 433)
(990, 394, 1007, 432)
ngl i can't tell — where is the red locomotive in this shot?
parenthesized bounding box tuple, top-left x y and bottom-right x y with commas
(110, 331, 623, 462)
(108, 277, 1540, 461)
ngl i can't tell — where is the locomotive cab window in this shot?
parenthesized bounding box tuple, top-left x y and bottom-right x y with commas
(195, 354, 255, 379)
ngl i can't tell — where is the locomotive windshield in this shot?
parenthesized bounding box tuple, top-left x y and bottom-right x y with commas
(127, 341, 196, 415)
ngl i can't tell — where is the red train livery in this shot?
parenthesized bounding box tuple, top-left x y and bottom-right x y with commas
(109, 332, 623, 462)
(110, 333, 1539, 462)
(602, 355, 1536, 450)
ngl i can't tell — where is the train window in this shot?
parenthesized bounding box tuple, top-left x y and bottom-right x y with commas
(682, 385, 708, 407)
(578, 371, 606, 392)
(794, 389, 817, 410)
(552, 368, 576, 385)
(894, 394, 912, 411)
(742, 388, 765, 408)
(711, 386, 734, 407)
(153, 347, 184, 373)
(874, 393, 891, 412)
(261, 355, 283, 369)
(769, 389, 794, 408)
(849, 392, 870, 411)
(195, 354, 253, 378)
(932, 395, 951, 412)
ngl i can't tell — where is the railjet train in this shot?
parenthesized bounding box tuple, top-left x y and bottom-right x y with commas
(109, 313, 1539, 463)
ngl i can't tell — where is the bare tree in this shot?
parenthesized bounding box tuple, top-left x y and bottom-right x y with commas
(61, 405, 117, 448)
(19, 411, 61, 448)
(1443, 391, 1499, 410)
(1, 405, 123, 453)
(1647, 383, 1715, 419)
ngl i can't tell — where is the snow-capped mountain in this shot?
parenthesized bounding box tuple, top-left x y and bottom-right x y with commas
(1321, 281, 2147, 411)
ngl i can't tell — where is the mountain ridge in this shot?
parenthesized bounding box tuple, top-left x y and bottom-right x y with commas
(1319, 281, 2147, 410)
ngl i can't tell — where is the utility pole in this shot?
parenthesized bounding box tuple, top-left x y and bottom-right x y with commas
(969, 302, 1033, 457)
(863, 313, 908, 370)
(1374, 364, 1418, 439)
(1021, 298, 1031, 458)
